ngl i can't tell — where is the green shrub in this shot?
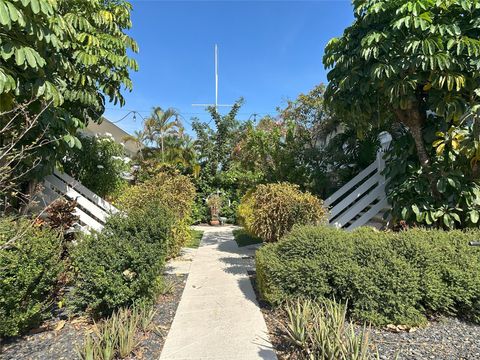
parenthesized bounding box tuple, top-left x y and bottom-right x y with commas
(71, 205, 175, 317)
(0, 218, 63, 336)
(62, 133, 129, 199)
(117, 172, 195, 257)
(238, 183, 328, 243)
(256, 225, 480, 326)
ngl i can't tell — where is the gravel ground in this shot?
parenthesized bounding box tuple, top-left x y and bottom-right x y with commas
(371, 318, 480, 360)
(248, 273, 480, 360)
(0, 274, 187, 360)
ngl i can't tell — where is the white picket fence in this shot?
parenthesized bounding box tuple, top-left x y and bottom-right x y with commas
(39, 170, 119, 232)
(324, 132, 392, 230)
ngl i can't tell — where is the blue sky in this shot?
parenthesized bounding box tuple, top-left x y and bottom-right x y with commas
(103, 0, 354, 135)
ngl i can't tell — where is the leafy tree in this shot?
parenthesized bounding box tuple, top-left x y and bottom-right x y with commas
(279, 84, 338, 148)
(233, 117, 310, 188)
(323, 0, 480, 170)
(0, 0, 138, 179)
(192, 100, 244, 178)
(191, 100, 245, 222)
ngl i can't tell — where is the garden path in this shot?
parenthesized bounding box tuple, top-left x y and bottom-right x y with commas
(159, 225, 277, 360)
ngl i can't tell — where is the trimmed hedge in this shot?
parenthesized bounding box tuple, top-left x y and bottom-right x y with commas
(238, 183, 327, 243)
(256, 225, 480, 326)
(70, 204, 175, 317)
(0, 218, 63, 336)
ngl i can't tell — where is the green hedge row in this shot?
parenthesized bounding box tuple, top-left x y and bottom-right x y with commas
(256, 225, 480, 326)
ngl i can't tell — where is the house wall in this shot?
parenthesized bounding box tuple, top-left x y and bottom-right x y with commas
(82, 118, 142, 158)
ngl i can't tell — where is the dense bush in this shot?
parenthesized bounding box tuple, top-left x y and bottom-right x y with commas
(0, 218, 63, 336)
(117, 172, 195, 257)
(256, 225, 480, 326)
(71, 205, 175, 317)
(238, 183, 327, 242)
(62, 133, 129, 199)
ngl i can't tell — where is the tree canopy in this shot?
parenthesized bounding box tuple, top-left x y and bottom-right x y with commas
(0, 0, 138, 178)
(323, 0, 480, 168)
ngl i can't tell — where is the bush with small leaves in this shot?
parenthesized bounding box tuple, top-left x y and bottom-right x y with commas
(0, 218, 63, 336)
(71, 205, 175, 317)
(256, 225, 480, 326)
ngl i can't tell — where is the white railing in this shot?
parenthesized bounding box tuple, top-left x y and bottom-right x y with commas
(39, 170, 119, 233)
(324, 132, 392, 230)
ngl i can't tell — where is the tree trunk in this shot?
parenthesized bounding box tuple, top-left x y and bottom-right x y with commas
(394, 107, 430, 169)
(161, 135, 164, 163)
(472, 115, 480, 179)
(395, 106, 442, 198)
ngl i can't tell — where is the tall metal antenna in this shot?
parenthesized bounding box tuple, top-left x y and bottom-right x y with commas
(192, 44, 233, 111)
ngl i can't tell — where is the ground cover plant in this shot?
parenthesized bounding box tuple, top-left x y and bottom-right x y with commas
(256, 225, 480, 327)
(238, 183, 328, 243)
(0, 218, 63, 337)
(76, 303, 156, 360)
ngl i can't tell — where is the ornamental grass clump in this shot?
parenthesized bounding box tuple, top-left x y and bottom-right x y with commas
(284, 299, 376, 360)
(77, 303, 154, 360)
(238, 183, 327, 243)
(256, 225, 480, 327)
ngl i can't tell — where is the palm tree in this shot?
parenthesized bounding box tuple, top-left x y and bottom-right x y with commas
(122, 130, 146, 159)
(145, 107, 180, 162)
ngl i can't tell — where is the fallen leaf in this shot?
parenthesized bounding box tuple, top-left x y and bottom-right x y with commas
(54, 320, 66, 331)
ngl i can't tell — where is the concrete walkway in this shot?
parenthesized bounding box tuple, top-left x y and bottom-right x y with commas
(159, 225, 277, 360)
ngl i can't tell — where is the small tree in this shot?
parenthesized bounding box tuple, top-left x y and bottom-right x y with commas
(323, 0, 480, 170)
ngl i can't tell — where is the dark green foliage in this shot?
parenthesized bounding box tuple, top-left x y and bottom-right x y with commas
(385, 117, 480, 229)
(71, 205, 175, 317)
(0, 218, 63, 336)
(62, 133, 129, 198)
(256, 225, 480, 326)
(191, 101, 247, 223)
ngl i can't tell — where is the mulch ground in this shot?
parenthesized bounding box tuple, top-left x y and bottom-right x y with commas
(248, 273, 480, 360)
(0, 274, 187, 360)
